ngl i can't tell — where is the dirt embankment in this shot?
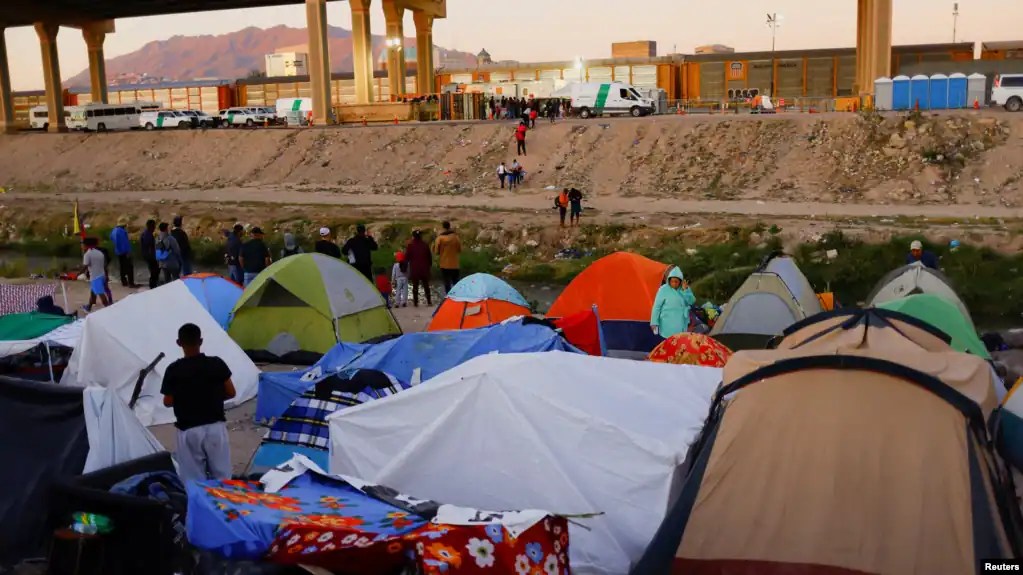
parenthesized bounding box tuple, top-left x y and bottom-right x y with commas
(1, 111, 1022, 208)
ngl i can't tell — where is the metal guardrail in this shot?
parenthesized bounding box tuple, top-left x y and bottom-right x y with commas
(662, 96, 852, 115)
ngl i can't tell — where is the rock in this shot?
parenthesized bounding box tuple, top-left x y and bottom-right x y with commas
(882, 147, 901, 157)
(978, 118, 997, 126)
(904, 120, 916, 131)
(506, 244, 519, 255)
(748, 232, 763, 244)
(525, 239, 539, 248)
(889, 133, 907, 149)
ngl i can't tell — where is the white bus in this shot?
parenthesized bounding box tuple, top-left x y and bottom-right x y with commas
(29, 105, 74, 130)
(77, 103, 142, 132)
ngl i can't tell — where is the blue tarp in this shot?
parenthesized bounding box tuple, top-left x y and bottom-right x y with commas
(446, 273, 529, 305)
(255, 320, 580, 423)
(182, 275, 243, 330)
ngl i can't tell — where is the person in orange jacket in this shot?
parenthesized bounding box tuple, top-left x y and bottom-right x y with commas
(555, 189, 570, 227)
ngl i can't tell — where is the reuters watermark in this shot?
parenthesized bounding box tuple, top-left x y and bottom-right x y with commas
(984, 561, 1023, 571)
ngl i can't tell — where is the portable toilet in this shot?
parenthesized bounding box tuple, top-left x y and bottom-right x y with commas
(910, 75, 930, 110)
(873, 77, 894, 111)
(929, 74, 949, 110)
(968, 73, 987, 108)
(892, 75, 912, 110)
(948, 73, 968, 108)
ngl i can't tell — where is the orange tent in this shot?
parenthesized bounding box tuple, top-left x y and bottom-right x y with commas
(548, 252, 669, 356)
(427, 273, 531, 331)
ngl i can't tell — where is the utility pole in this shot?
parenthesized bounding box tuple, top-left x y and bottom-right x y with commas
(766, 13, 782, 97)
(952, 2, 960, 43)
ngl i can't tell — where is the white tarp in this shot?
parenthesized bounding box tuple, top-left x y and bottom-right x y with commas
(82, 387, 165, 473)
(61, 281, 260, 426)
(327, 351, 722, 575)
(0, 320, 83, 359)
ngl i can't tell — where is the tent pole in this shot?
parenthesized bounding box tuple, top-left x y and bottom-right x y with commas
(60, 281, 69, 312)
(45, 342, 55, 383)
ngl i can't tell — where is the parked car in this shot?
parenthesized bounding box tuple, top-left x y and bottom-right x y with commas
(992, 74, 1023, 112)
(180, 110, 221, 128)
(252, 107, 282, 125)
(220, 107, 270, 127)
(140, 110, 193, 130)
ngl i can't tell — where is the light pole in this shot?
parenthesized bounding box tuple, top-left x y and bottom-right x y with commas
(574, 56, 584, 83)
(766, 13, 783, 97)
(952, 2, 959, 43)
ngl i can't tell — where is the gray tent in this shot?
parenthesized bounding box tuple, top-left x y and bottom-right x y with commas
(867, 263, 973, 329)
(710, 256, 823, 351)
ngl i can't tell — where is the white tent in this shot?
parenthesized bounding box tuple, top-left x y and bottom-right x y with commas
(61, 281, 260, 426)
(327, 351, 722, 575)
(868, 262, 973, 328)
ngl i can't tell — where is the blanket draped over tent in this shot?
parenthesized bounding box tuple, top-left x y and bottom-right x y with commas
(256, 320, 580, 423)
(188, 456, 569, 575)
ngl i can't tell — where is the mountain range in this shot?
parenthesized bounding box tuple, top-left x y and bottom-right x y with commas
(66, 24, 477, 87)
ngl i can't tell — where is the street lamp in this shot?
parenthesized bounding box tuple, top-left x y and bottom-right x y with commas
(574, 56, 584, 83)
(766, 13, 783, 97)
(952, 2, 960, 43)
(387, 36, 402, 50)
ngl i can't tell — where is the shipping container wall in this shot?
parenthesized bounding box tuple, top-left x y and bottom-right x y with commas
(700, 62, 726, 99)
(807, 57, 835, 97)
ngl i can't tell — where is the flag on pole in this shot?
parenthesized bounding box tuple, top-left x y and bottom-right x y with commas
(72, 200, 85, 239)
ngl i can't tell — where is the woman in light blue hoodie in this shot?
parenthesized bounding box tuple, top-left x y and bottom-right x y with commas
(651, 267, 696, 338)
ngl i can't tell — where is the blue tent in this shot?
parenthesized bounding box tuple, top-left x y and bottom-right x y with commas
(181, 274, 243, 330)
(446, 273, 529, 305)
(255, 320, 581, 423)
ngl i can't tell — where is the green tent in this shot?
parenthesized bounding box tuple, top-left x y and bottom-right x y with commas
(876, 294, 990, 359)
(0, 312, 73, 342)
(229, 253, 400, 355)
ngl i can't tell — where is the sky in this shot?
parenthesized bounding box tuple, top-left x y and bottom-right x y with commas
(5, 0, 1023, 90)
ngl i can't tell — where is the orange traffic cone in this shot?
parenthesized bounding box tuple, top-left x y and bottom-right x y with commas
(393, 115, 399, 125)
(974, 98, 980, 110)
(362, 116, 368, 127)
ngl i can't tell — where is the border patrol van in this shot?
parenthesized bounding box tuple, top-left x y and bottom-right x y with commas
(558, 81, 656, 119)
(992, 74, 1023, 112)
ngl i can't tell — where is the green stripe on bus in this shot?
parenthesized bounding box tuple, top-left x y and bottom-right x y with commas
(594, 84, 611, 113)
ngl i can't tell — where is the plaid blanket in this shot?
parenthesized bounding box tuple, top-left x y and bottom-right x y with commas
(267, 371, 404, 450)
(0, 284, 57, 316)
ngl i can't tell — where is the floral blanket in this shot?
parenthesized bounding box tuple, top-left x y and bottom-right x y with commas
(187, 461, 569, 574)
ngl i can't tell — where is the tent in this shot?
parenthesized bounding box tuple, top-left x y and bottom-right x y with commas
(547, 252, 670, 358)
(648, 333, 732, 367)
(61, 281, 260, 426)
(328, 351, 724, 575)
(181, 274, 243, 330)
(868, 262, 974, 328)
(229, 254, 400, 356)
(0, 376, 163, 567)
(709, 255, 822, 350)
(256, 319, 580, 423)
(636, 308, 1021, 575)
(427, 273, 531, 331)
(0, 311, 72, 341)
(877, 294, 990, 359)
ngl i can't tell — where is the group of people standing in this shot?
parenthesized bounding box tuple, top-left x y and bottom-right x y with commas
(379, 221, 463, 308)
(487, 96, 569, 124)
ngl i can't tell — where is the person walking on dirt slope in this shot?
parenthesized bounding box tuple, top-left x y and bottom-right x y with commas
(515, 121, 528, 156)
(342, 224, 378, 280)
(405, 229, 433, 307)
(434, 221, 463, 293)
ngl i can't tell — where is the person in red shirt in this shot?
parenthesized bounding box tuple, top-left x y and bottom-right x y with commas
(515, 121, 528, 156)
(529, 107, 538, 128)
(374, 267, 393, 308)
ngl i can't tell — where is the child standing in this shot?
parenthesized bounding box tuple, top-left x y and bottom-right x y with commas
(391, 252, 409, 308)
(374, 267, 393, 308)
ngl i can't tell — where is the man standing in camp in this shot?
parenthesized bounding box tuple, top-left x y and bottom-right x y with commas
(161, 323, 236, 482)
(110, 217, 138, 288)
(434, 221, 463, 294)
(239, 227, 272, 287)
(171, 216, 193, 276)
(342, 224, 378, 280)
(405, 229, 433, 307)
(141, 219, 159, 289)
(315, 227, 342, 259)
(157, 223, 182, 285)
(224, 225, 244, 285)
(79, 237, 110, 312)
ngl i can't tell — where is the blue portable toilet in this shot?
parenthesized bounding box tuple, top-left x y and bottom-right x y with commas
(892, 75, 911, 110)
(929, 74, 949, 109)
(910, 75, 930, 110)
(948, 73, 968, 108)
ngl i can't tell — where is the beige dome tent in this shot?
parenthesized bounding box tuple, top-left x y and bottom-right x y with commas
(635, 308, 1022, 575)
(868, 262, 973, 329)
(709, 255, 822, 351)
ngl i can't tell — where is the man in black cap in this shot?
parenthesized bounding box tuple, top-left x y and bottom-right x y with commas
(238, 227, 271, 287)
(341, 224, 378, 280)
(171, 215, 193, 276)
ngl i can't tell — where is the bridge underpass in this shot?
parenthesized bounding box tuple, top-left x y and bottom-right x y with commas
(0, 0, 890, 133)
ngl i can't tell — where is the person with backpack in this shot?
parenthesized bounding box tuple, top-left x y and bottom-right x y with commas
(156, 223, 182, 285)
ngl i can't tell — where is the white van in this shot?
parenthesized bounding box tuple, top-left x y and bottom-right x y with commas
(992, 74, 1023, 112)
(276, 98, 312, 126)
(559, 81, 656, 119)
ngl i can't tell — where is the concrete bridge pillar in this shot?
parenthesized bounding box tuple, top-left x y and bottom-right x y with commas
(0, 28, 15, 134)
(82, 22, 112, 104)
(413, 11, 434, 95)
(34, 22, 66, 133)
(383, 0, 407, 100)
(305, 0, 332, 125)
(855, 0, 893, 96)
(350, 0, 375, 104)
